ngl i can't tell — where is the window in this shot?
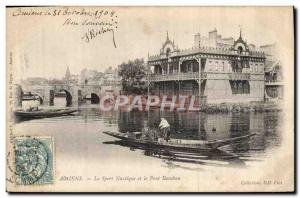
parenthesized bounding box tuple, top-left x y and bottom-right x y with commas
(238, 46, 243, 54)
(231, 80, 250, 95)
(255, 64, 258, 72)
(166, 48, 171, 57)
(232, 82, 237, 94)
(222, 62, 225, 71)
(215, 61, 218, 71)
(208, 61, 212, 71)
(243, 81, 250, 94)
(238, 82, 243, 94)
(188, 62, 193, 72)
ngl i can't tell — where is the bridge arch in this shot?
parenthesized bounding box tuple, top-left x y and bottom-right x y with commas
(91, 93, 100, 104)
(19, 86, 44, 105)
(30, 91, 44, 104)
(83, 92, 100, 104)
(56, 89, 73, 107)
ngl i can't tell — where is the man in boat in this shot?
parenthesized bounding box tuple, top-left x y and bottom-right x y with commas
(27, 106, 39, 112)
(159, 118, 171, 142)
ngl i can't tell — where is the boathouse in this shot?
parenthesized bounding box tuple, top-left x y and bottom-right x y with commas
(147, 30, 266, 104)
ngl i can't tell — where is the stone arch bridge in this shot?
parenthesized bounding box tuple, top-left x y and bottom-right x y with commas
(17, 84, 102, 106)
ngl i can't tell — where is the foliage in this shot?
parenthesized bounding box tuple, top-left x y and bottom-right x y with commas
(118, 58, 148, 94)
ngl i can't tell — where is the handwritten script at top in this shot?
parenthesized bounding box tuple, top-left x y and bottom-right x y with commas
(12, 7, 118, 48)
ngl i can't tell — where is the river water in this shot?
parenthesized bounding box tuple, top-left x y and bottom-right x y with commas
(15, 98, 282, 172)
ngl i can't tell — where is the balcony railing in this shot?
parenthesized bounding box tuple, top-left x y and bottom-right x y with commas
(149, 72, 207, 82)
(149, 72, 253, 81)
(265, 80, 283, 86)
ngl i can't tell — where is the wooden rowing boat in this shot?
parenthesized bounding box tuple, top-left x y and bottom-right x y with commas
(14, 108, 77, 119)
(103, 131, 256, 151)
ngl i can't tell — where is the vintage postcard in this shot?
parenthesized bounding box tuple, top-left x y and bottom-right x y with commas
(6, 6, 294, 192)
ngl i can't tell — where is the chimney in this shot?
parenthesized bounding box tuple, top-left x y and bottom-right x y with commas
(194, 33, 201, 48)
(209, 28, 217, 39)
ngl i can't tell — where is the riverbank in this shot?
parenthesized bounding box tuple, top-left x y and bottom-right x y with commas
(202, 101, 283, 113)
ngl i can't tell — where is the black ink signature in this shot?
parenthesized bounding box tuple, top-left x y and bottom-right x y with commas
(82, 28, 117, 48)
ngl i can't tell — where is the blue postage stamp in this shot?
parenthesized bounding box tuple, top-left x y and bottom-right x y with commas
(14, 136, 54, 185)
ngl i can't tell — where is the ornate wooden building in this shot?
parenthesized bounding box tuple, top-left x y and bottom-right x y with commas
(147, 30, 266, 104)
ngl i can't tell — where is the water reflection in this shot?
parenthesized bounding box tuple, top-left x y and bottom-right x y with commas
(117, 110, 281, 146)
(14, 103, 282, 169)
(103, 139, 246, 168)
(110, 109, 281, 167)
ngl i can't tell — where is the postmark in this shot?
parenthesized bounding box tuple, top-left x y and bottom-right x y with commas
(14, 136, 54, 185)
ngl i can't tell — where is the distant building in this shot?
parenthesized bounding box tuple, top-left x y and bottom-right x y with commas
(148, 29, 266, 104)
(22, 77, 48, 86)
(78, 67, 121, 96)
(70, 74, 80, 85)
(260, 43, 283, 100)
(80, 68, 103, 86)
(64, 66, 71, 81)
(63, 66, 80, 86)
(48, 78, 64, 85)
(101, 67, 121, 96)
(260, 43, 278, 62)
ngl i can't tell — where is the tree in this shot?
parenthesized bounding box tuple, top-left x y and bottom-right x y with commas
(118, 58, 148, 94)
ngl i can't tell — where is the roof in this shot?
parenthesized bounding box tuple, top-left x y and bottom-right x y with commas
(265, 60, 281, 72)
(148, 46, 265, 62)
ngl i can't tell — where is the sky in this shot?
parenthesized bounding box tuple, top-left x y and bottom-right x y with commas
(6, 6, 293, 80)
